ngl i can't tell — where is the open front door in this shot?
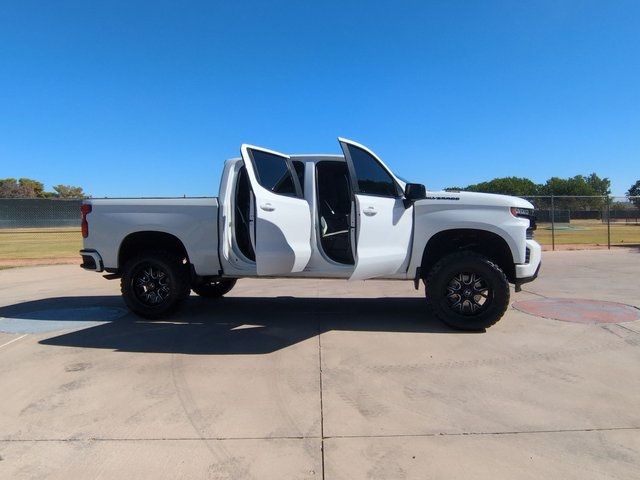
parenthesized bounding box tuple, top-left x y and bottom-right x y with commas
(339, 138, 413, 280)
(240, 144, 312, 275)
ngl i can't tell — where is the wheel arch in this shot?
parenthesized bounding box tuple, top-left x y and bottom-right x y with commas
(118, 231, 190, 271)
(420, 228, 516, 283)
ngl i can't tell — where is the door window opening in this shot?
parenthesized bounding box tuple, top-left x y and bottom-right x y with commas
(249, 149, 300, 197)
(315, 161, 355, 265)
(343, 143, 402, 198)
(234, 166, 255, 261)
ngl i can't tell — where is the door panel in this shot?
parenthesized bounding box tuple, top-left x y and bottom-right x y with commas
(339, 138, 413, 280)
(240, 145, 312, 275)
(351, 195, 413, 280)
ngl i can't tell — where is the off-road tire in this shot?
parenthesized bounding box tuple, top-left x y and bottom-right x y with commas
(121, 250, 190, 319)
(191, 278, 237, 298)
(425, 251, 510, 330)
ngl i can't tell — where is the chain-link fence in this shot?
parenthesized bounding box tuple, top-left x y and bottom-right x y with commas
(522, 196, 640, 250)
(0, 198, 83, 264)
(0, 196, 639, 265)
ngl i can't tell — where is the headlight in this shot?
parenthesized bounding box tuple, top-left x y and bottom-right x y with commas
(510, 207, 534, 218)
(510, 207, 536, 238)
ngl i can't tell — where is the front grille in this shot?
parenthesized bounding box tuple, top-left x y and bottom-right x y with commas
(525, 247, 531, 264)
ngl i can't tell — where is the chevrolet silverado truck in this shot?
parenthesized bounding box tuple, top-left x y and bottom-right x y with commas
(80, 138, 541, 330)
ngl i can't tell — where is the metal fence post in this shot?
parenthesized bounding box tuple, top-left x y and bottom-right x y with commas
(606, 196, 611, 250)
(550, 194, 555, 251)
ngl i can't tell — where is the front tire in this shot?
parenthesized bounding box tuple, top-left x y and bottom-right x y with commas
(121, 251, 190, 319)
(425, 251, 510, 330)
(191, 278, 237, 298)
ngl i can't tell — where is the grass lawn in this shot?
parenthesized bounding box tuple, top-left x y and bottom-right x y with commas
(0, 227, 82, 260)
(534, 220, 640, 245)
(0, 221, 639, 265)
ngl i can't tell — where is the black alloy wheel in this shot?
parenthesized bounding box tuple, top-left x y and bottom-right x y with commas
(425, 251, 510, 330)
(121, 251, 190, 319)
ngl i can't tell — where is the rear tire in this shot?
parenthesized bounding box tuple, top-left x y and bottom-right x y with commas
(121, 250, 190, 319)
(425, 251, 510, 330)
(191, 278, 237, 298)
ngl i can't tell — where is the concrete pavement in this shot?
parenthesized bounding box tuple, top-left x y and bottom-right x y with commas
(0, 249, 639, 479)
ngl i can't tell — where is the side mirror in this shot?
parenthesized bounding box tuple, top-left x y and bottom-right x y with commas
(404, 183, 426, 202)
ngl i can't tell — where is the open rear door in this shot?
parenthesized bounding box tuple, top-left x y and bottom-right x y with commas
(339, 138, 413, 280)
(240, 144, 312, 275)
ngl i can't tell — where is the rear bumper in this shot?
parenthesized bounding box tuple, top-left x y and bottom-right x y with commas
(80, 249, 104, 272)
(515, 240, 541, 282)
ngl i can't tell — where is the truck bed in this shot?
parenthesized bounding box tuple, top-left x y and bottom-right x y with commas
(83, 197, 221, 275)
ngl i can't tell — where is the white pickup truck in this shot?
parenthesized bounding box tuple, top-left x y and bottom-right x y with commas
(80, 138, 541, 330)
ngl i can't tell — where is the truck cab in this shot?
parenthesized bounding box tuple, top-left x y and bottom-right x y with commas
(219, 139, 416, 281)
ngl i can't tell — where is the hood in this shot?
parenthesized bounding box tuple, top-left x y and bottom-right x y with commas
(417, 191, 534, 209)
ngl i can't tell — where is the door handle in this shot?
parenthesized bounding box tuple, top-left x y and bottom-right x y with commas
(260, 203, 275, 212)
(363, 207, 377, 216)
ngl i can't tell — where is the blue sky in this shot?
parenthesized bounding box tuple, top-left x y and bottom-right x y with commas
(1, 1, 638, 197)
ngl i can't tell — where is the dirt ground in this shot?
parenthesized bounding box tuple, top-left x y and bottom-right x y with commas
(0, 257, 78, 268)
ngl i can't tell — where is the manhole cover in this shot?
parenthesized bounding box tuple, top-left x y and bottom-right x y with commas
(0, 307, 127, 334)
(513, 298, 640, 324)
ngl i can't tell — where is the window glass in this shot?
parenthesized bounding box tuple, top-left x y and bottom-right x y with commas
(346, 145, 400, 197)
(292, 160, 305, 195)
(250, 150, 297, 196)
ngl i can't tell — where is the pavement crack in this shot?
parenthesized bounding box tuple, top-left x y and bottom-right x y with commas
(3, 426, 638, 443)
(317, 315, 326, 480)
(0, 435, 320, 442)
(324, 425, 640, 440)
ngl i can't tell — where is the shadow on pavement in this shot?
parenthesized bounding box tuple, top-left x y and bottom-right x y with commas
(0, 295, 474, 354)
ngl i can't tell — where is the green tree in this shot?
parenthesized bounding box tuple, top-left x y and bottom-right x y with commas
(0, 178, 20, 197)
(585, 173, 611, 196)
(539, 176, 592, 196)
(627, 180, 640, 208)
(463, 177, 540, 197)
(19, 178, 46, 197)
(538, 175, 607, 210)
(451, 172, 610, 211)
(0, 177, 45, 198)
(52, 184, 86, 198)
(538, 174, 609, 197)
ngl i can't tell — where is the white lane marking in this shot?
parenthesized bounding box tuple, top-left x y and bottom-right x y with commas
(0, 333, 28, 350)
